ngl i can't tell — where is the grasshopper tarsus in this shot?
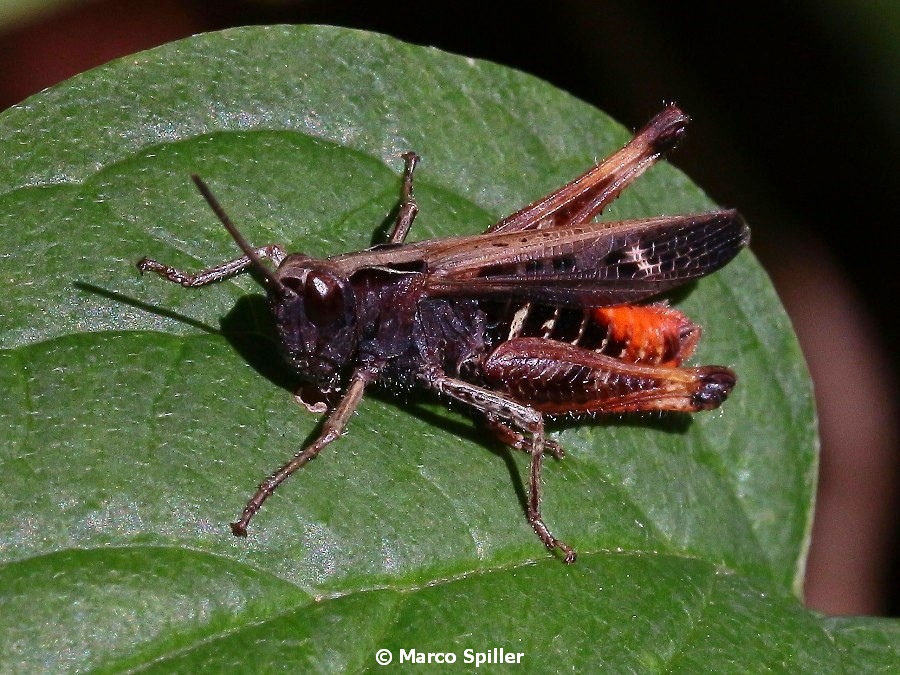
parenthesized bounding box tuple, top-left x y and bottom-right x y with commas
(531, 516, 577, 564)
(386, 151, 421, 245)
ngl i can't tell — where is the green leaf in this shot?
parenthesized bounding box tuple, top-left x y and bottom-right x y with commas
(0, 24, 890, 672)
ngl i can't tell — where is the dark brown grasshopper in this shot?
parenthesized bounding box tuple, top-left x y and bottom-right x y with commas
(137, 104, 749, 563)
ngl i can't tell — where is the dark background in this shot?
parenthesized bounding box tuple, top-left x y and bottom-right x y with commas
(2, 0, 897, 616)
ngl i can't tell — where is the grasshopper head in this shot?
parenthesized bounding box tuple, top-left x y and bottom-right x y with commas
(187, 176, 359, 390)
(270, 255, 358, 389)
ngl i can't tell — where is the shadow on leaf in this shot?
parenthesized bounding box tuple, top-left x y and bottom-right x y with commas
(219, 293, 302, 394)
(74, 281, 218, 334)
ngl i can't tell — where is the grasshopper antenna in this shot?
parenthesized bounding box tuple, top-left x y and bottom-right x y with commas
(191, 174, 292, 296)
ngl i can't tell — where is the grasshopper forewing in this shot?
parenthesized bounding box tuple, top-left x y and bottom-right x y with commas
(137, 104, 749, 563)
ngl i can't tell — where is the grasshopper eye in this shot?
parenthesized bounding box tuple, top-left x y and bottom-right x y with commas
(304, 271, 344, 325)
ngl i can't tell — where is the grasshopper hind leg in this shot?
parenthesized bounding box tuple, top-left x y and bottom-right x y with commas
(428, 373, 577, 563)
